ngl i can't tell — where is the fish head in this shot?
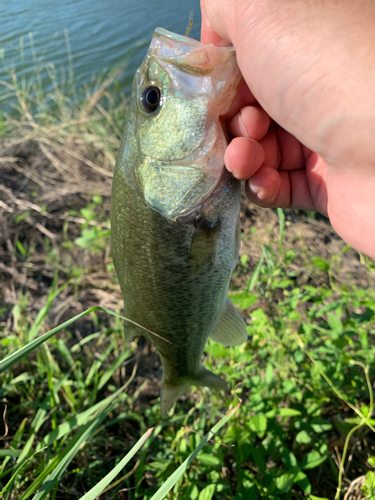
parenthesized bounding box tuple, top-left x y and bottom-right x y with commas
(118, 28, 241, 220)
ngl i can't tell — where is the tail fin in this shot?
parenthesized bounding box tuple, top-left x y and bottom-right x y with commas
(160, 367, 229, 419)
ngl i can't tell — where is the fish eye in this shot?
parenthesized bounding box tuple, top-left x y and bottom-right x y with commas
(139, 85, 161, 113)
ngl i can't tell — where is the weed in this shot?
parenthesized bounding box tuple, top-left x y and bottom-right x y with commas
(0, 42, 374, 500)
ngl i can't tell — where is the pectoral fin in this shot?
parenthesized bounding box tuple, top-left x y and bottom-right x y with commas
(188, 217, 220, 268)
(209, 299, 248, 346)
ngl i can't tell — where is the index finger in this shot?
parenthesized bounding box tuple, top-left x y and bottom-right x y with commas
(200, 4, 256, 118)
(200, 2, 230, 46)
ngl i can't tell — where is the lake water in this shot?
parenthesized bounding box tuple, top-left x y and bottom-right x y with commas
(0, 0, 201, 97)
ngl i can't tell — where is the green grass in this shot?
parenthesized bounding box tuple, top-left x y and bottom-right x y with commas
(1, 43, 375, 500)
(1, 208, 374, 499)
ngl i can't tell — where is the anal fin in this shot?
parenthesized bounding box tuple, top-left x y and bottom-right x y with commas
(209, 299, 248, 346)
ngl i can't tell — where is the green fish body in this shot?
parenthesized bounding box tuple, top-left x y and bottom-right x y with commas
(111, 28, 246, 418)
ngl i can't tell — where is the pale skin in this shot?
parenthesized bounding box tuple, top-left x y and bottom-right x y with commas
(201, 0, 375, 259)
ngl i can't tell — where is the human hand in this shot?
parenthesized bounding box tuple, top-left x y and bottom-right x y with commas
(201, 0, 375, 259)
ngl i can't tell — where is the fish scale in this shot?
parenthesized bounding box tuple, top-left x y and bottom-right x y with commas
(111, 28, 248, 418)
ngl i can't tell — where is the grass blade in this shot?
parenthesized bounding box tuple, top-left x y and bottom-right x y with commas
(36, 382, 130, 450)
(77, 427, 155, 500)
(25, 386, 125, 500)
(149, 401, 241, 500)
(0, 307, 168, 375)
(247, 249, 265, 292)
(0, 307, 101, 374)
(0, 448, 47, 498)
(277, 207, 285, 252)
(0, 450, 21, 458)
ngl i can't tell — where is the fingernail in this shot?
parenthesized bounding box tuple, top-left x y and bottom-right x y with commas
(239, 111, 249, 139)
(247, 179, 264, 199)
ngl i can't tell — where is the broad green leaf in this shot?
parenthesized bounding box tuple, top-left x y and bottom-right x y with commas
(249, 413, 267, 436)
(294, 470, 311, 494)
(198, 484, 215, 500)
(360, 405, 370, 417)
(365, 470, 375, 490)
(280, 446, 297, 468)
(302, 451, 328, 470)
(275, 467, 300, 494)
(273, 278, 293, 289)
(149, 460, 171, 473)
(287, 310, 300, 320)
(229, 292, 257, 310)
(295, 430, 312, 444)
(327, 313, 343, 334)
(311, 257, 329, 271)
(310, 418, 332, 433)
(316, 301, 343, 318)
(265, 408, 301, 419)
(265, 363, 274, 383)
(181, 484, 199, 500)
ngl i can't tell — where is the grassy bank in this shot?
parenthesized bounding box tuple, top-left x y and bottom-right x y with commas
(0, 57, 375, 500)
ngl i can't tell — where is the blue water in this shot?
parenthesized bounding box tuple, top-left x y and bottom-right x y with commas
(0, 0, 201, 96)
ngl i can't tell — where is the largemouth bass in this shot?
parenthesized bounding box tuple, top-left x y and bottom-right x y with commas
(111, 28, 246, 418)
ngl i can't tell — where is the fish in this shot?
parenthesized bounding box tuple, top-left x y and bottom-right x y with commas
(110, 28, 247, 418)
